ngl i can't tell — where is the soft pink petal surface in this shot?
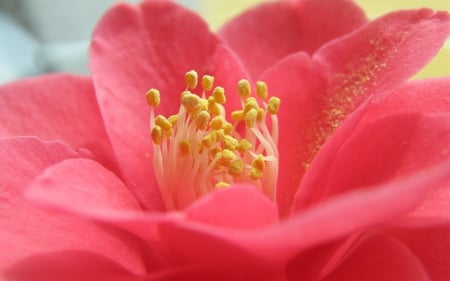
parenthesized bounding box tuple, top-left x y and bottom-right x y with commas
(5, 251, 145, 281)
(0, 137, 145, 274)
(0, 74, 117, 172)
(89, 0, 248, 210)
(220, 0, 367, 78)
(392, 226, 450, 281)
(27, 158, 142, 216)
(322, 234, 430, 281)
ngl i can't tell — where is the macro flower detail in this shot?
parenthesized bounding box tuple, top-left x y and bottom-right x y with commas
(147, 70, 280, 209)
(1, 0, 450, 280)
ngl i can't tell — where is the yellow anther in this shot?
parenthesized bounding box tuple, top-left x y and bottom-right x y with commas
(195, 110, 210, 131)
(237, 79, 251, 98)
(179, 140, 191, 156)
(218, 149, 236, 167)
(228, 159, 244, 176)
(202, 132, 217, 148)
(151, 125, 163, 145)
(223, 135, 239, 150)
(245, 108, 258, 128)
(181, 92, 201, 112)
(231, 110, 244, 122)
(244, 97, 258, 114)
(249, 167, 264, 180)
(155, 115, 172, 132)
(212, 86, 226, 104)
(237, 139, 252, 153)
(146, 88, 160, 107)
(223, 122, 233, 135)
(257, 108, 265, 122)
(249, 155, 265, 179)
(185, 70, 198, 89)
(201, 75, 214, 91)
(168, 114, 179, 126)
(256, 81, 268, 99)
(215, 129, 225, 141)
(215, 181, 230, 188)
(210, 116, 225, 130)
(267, 96, 281, 115)
(207, 97, 221, 117)
(252, 154, 265, 171)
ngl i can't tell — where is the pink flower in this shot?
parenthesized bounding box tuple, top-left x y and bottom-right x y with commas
(1, 0, 450, 280)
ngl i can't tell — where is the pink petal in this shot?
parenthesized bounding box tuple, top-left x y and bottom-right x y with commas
(89, 1, 248, 210)
(391, 226, 450, 281)
(259, 52, 327, 215)
(315, 9, 450, 113)
(26, 158, 142, 217)
(0, 137, 146, 274)
(294, 78, 450, 211)
(5, 250, 145, 281)
(220, 0, 367, 78)
(322, 234, 430, 281)
(184, 185, 278, 229)
(0, 74, 117, 172)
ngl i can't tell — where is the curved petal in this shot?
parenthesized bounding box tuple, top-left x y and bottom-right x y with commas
(391, 225, 450, 281)
(219, 0, 367, 78)
(0, 137, 146, 274)
(294, 78, 450, 211)
(184, 185, 278, 229)
(0, 74, 117, 172)
(322, 234, 430, 281)
(259, 52, 327, 215)
(26, 158, 142, 216)
(89, 1, 248, 210)
(4, 251, 146, 281)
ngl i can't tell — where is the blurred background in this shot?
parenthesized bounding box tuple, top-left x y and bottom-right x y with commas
(0, 0, 449, 84)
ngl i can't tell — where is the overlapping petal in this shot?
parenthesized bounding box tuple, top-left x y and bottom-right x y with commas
(220, 0, 367, 78)
(0, 74, 117, 172)
(0, 137, 146, 274)
(262, 8, 450, 215)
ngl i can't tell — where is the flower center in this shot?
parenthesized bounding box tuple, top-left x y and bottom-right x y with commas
(146, 70, 280, 210)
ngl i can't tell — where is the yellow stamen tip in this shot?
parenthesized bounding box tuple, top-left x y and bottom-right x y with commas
(210, 116, 225, 130)
(237, 79, 251, 98)
(185, 70, 198, 89)
(256, 81, 268, 99)
(212, 86, 226, 104)
(155, 115, 172, 132)
(237, 139, 252, 153)
(146, 88, 160, 107)
(195, 110, 210, 131)
(181, 92, 201, 112)
(151, 125, 163, 145)
(245, 108, 258, 128)
(267, 96, 281, 115)
(201, 75, 214, 91)
(229, 159, 244, 176)
(231, 110, 244, 122)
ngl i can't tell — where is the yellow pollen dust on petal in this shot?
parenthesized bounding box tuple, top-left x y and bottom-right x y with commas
(145, 70, 281, 210)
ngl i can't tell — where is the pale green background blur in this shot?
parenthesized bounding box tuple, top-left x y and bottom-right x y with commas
(199, 0, 450, 79)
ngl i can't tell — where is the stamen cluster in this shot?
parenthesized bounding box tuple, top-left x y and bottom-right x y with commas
(146, 70, 280, 210)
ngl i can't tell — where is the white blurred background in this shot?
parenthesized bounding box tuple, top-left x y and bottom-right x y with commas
(1, 0, 449, 84)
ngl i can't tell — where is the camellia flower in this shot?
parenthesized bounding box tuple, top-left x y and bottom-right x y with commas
(1, 0, 450, 280)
